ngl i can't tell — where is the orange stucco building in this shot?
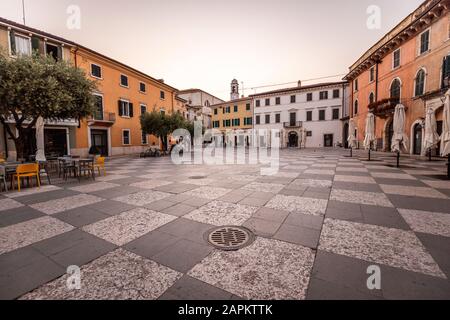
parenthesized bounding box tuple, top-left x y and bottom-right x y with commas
(0, 17, 185, 159)
(344, 0, 450, 155)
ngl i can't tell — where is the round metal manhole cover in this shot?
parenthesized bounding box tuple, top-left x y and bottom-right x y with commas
(189, 176, 206, 180)
(204, 226, 255, 251)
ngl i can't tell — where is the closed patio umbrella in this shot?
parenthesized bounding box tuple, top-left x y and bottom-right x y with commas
(347, 120, 357, 157)
(35, 117, 46, 161)
(423, 107, 440, 160)
(391, 104, 408, 167)
(363, 113, 375, 160)
(440, 90, 450, 179)
(301, 127, 307, 149)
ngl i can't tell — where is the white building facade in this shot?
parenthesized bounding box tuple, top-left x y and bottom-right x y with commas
(252, 81, 349, 148)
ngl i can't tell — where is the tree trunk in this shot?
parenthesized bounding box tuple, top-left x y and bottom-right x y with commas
(14, 138, 25, 161)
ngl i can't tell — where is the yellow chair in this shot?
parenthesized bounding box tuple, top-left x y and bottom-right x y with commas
(94, 157, 106, 176)
(13, 163, 40, 192)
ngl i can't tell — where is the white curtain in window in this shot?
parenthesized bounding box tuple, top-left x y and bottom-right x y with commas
(15, 35, 31, 56)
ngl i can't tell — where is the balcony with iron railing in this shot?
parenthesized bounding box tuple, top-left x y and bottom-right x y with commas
(283, 121, 303, 128)
(88, 112, 116, 125)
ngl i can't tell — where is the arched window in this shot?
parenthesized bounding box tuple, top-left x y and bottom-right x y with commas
(369, 92, 375, 105)
(354, 100, 359, 115)
(390, 78, 401, 103)
(415, 69, 426, 97)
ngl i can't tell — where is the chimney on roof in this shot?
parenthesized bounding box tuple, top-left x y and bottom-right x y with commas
(298, 80, 302, 87)
(158, 79, 165, 83)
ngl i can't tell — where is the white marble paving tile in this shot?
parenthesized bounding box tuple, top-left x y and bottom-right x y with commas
(21, 249, 182, 300)
(421, 180, 450, 189)
(370, 172, 417, 180)
(330, 189, 393, 207)
(30, 194, 104, 215)
(336, 167, 368, 173)
(241, 182, 285, 193)
(379, 184, 448, 199)
(0, 216, 74, 254)
(334, 175, 376, 184)
(398, 209, 450, 237)
(129, 180, 172, 189)
(188, 237, 315, 300)
(291, 179, 332, 188)
(83, 208, 176, 245)
(113, 190, 171, 206)
(69, 182, 120, 193)
(0, 198, 24, 212)
(4, 185, 62, 198)
(303, 169, 335, 176)
(183, 186, 232, 200)
(96, 174, 130, 182)
(107, 169, 135, 175)
(319, 218, 446, 278)
(184, 200, 258, 226)
(266, 195, 328, 216)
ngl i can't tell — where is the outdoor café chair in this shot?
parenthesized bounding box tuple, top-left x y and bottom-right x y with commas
(78, 159, 95, 182)
(94, 156, 106, 176)
(13, 163, 40, 192)
(0, 166, 8, 192)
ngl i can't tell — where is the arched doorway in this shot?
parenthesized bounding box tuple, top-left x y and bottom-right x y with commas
(385, 120, 394, 152)
(343, 123, 349, 148)
(288, 132, 299, 148)
(413, 123, 422, 155)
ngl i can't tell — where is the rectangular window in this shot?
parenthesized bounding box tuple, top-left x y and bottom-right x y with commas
(307, 93, 313, 101)
(160, 91, 165, 100)
(275, 114, 281, 123)
(246, 103, 251, 111)
(234, 105, 238, 112)
(332, 108, 340, 120)
(319, 91, 328, 100)
(11, 33, 31, 56)
(120, 75, 129, 87)
(306, 131, 312, 137)
(140, 104, 147, 115)
(265, 114, 270, 124)
(369, 66, 375, 82)
(275, 97, 281, 105)
(118, 100, 132, 117)
(265, 98, 270, 106)
(141, 131, 148, 145)
(256, 115, 260, 125)
(122, 130, 131, 145)
(256, 100, 260, 107)
(393, 49, 401, 69)
(306, 111, 313, 121)
(140, 82, 146, 93)
(93, 95, 104, 120)
(354, 79, 359, 91)
(226, 106, 231, 113)
(333, 89, 340, 99)
(214, 109, 218, 115)
(235, 119, 241, 126)
(290, 95, 296, 103)
(420, 30, 430, 55)
(227, 120, 231, 127)
(319, 110, 326, 121)
(244, 117, 253, 125)
(91, 64, 102, 79)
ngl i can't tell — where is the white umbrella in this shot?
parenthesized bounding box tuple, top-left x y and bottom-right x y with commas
(391, 104, 408, 167)
(35, 117, 46, 162)
(363, 113, 375, 150)
(441, 90, 450, 157)
(422, 107, 440, 158)
(301, 127, 307, 148)
(347, 120, 357, 149)
(441, 90, 450, 180)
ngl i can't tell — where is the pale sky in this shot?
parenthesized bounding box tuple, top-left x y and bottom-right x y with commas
(0, 0, 424, 99)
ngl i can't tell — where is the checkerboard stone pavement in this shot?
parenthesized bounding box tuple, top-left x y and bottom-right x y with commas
(1, 149, 450, 300)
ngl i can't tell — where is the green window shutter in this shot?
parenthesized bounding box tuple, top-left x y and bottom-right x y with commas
(129, 103, 134, 117)
(9, 30, 16, 55)
(31, 36, 40, 53)
(118, 101, 123, 116)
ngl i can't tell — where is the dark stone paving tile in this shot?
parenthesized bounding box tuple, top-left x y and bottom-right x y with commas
(162, 203, 196, 217)
(15, 190, 81, 205)
(284, 213, 323, 231)
(279, 188, 305, 197)
(157, 218, 213, 244)
(155, 183, 198, 194)
(437, 188, 450, 197)
(182, 197, 212, 208)
(238, 197, 268, 207)
(109, 177, 146, 185)
(124, 230, 180, 258)
(326, 200, 363, 222)
(159, 275, 233, 300)
(151, 239, 213, 273)
(307, 277, 382, 300)
(242, 217, 282, 237)
(0, 247, 65, 300)
(53, 206, 110, 227)
(0, 206, 45, 227)
(144, 199, 177, 211)
(86, 200, 137, 216)
(274, 223, 320, 249)
(253, 207, 290, 223)
(360, 205, 410, 230)
(302, 191, 330, 200)
(387, 194, 450, 213)
(416, 232, 450, 279)
(90, 186, 144, 199)
(310, 251, 382, 299)
(372, 178, 427, 187)
(31, 229, 116, 268)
